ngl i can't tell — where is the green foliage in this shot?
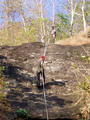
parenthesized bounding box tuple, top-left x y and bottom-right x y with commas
(0, 21, 37, 46)
(0, 93, 3, 100)
(16, 108, 28, 120)
(57, 13, 69, 26)
(86, 75, 90, 80)
(0, 17, 51, 45)
(25, 25, 36, 42)
(73, 0, 90, 32)
(0, 66, 6, 90)
(56, 13, 70, 40)
(80, 55, 90, 63)
(0, 66, 5, 74)
(72, 63, 78, 69)
(79, 81, 90, 93)
(0, 66, 6, 100)
(85, 0, 90, 25)
(73, 50, 79, 55)
(39, 17, 49, 22)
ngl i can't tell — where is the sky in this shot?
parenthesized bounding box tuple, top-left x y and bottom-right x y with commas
(23, 0, 67, 19)
(0, 0, 4, 24)
(0, 0, 67, 27)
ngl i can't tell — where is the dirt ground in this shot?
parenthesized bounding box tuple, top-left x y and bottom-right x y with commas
(56, 26, 90, 46)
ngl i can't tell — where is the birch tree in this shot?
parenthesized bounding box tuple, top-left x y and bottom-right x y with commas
(68, 0, 77, 35)
(52, 0, 55, 25)
(40, 0, 45, 43)
(20, 0, 27, 33)
(3, 0, 10, 28)
(2, 0, 26, 42)
(71, 0, 87, 31)
(3, 0, 11, 42)
(82, 0, 87, 31)
(59, 0, 78, 35)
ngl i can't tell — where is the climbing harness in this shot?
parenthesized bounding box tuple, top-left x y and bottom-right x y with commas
(36, 58, 45, 87)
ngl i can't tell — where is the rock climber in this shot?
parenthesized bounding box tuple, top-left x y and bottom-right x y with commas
(36, 56, 45, 88)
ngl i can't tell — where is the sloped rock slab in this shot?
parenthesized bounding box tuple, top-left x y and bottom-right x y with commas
(0, 42, 90, 119)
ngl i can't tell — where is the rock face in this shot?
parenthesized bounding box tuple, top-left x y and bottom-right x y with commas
(0, 42, 90, 120)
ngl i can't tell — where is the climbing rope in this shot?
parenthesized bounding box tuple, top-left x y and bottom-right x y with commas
(41, 68, 49, 120)
(43, 34, 50, 56)
(40, 36, 50, 120)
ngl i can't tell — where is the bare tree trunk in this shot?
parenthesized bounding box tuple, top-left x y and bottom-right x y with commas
(82, 0, 86, 31)
(68, 0, 77, 36)
(70, 0, 74, 36)
(71, 0, 77, 36)
(20, 0, 27, 33)
(3, 0, 11, 42)
(40, 0, 45, 43)
(21, 15, 27, 33)
(52, 0, 55, 25)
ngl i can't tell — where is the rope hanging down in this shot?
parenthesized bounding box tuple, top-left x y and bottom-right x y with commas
(40, 38, 50, 120)
(36, 23, 50, 120)
(41, 67, 49, 120)
(41, 40, 50, 120)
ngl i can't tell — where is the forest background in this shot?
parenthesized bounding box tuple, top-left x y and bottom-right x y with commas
(0, 0, 89, 46)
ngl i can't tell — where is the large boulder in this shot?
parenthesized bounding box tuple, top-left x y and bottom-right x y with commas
(0, 42, 90, 120)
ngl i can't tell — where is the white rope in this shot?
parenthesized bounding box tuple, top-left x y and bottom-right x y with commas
(43, 43, 48, 56)
(43, 31, 50, 56)
(42, 70, 49, 120)
(41, 36, 50, 120)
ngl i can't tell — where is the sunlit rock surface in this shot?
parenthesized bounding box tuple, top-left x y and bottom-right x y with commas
(0, 42, 90, 119)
